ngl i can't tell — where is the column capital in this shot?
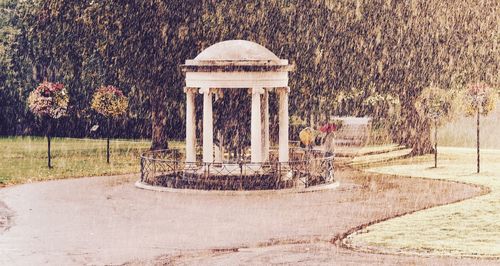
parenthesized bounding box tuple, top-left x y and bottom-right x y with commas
(184, 87, 199, 94)
(249, 87, 265, 95)
(276, 87, 290, 94)
(199, 87, 213, 94)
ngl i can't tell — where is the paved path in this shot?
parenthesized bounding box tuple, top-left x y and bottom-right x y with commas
(0, 169, 490, 265)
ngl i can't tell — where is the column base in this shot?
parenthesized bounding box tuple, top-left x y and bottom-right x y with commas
(184, 162, 198, 171)
(277, 163, 293, 181)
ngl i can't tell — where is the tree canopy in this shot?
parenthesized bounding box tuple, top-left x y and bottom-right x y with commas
(0, 0, 498, 153)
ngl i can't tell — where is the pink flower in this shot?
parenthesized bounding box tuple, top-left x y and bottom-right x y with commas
(53, 83, 64, 91)
(37, 81, 65, 96)
(97, 85, 124, 96)
(468, 82, 489, 96)
(319, 123, 337, 133)
(28, 81, 68, 118)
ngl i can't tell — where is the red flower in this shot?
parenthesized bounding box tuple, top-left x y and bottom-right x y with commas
(37, 81, 65, 96)
(53, 83, 64, 91)
(97, 85, 124, 96)
(319, 123, 337, 133)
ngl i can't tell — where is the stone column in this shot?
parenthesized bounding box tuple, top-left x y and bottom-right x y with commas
(200, 88, 213, 163)
(261, 89, 270, 161)
(278, 87, 290, 163)
(184, 88, 197, 163)
(251, 87, 264, 163)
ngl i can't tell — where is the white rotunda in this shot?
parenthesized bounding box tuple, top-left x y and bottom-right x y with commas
(181, 40, 293, 165)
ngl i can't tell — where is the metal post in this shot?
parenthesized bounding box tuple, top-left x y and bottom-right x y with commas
(239, 160, 243, 190)
(107, 118, 111, 164)
(140, 157, 144, 182)
(275, 162, 280, 189)
(434, 119, 437, 168)
(278, 162, 282, 186)
(477, 109, 480, 173)
(47, 134, 51, 168)
(208, 163, 211, 179)
(174, 156, 178, 186)
(107, 137, 110, 164)
(47, 118, 52, 169)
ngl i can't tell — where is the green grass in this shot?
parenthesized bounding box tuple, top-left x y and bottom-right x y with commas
(347, 147, 500, 258)
(0, 136, 183, 186)
(438, 103, 500, 149)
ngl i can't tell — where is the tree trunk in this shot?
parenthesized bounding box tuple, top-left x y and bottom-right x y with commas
(395, 106, 434, 156)
(408, 122, 435, 156)
(150, 86, 169, 150)
(410, 141, 434, 155)
(477, 109, 480, 173)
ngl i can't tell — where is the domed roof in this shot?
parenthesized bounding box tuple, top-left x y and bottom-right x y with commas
(194, 40, 280, 61)
(181, 40, 290, 72)
(181, 40, 291, 72)
(181, 40, 291, 87)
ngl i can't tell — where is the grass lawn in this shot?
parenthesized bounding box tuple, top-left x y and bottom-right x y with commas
(346, 147, 500, 258)
(0, 136, 183, 186)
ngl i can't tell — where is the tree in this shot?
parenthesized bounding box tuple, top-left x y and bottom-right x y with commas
(463, 82, 498, 173)
(79, 0, 201, 150)
(0, 0, 21, 135)
(414, 86, 455, 168)
(2, 0, 498, 157)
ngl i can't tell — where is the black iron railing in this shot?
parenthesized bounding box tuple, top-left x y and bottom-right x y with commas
(140, 148, 334, 190)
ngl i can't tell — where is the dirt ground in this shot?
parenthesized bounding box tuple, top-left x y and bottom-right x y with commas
(0, 168, 493, 265)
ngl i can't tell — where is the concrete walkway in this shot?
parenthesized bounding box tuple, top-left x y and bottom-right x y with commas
(0, 169, 489, 265)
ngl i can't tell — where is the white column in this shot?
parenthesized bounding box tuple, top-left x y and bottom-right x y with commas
(278, 87, 290, 163)
(184, 88, 197, 163)
(201, 88, 213, 163)
(251, 87, 264, 163)
(261, 89, 270, 161)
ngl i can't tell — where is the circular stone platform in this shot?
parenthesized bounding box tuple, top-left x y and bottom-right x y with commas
(134, 180, 340, 195)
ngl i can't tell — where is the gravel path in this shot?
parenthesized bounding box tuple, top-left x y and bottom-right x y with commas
(0, 169, 489, 265)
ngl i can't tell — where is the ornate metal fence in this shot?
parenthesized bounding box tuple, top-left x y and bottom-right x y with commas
(140, 148, 334, 190)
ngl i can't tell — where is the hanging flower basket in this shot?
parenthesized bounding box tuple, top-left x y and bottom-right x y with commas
(464, 82, 497, 116)
(91, 85, 128, 117)
(319, 120, 343, 134)
(27, 81, 69, 119)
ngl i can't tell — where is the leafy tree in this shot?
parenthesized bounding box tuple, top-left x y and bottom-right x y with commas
(2, 0, 498, 157)
(0, 0, 20, 134)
